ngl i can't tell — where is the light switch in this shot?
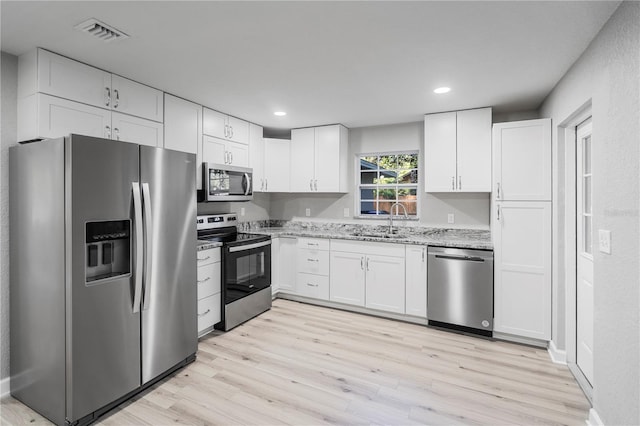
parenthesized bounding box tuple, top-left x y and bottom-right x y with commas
(305, 208, 311, 217)
(598, 229, 611, 254)
(447, 213, 455, 224)
(344, 207, 350, 218)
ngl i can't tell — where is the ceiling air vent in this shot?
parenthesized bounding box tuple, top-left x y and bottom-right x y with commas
(74, 18, 129, 42)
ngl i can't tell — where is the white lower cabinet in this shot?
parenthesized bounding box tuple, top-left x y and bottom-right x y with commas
(197, 247, 222, 337)
(329, 250, 366, 306)
(493, 201, 551, 340)
(405, 245, 427, 317)
(330, 240, 405, 313)
(296, 238, 330, 301)
(273, 237, 297, 293)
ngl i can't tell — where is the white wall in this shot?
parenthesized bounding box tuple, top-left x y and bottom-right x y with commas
(0, 52, 18, 389)
(540, 1, 639, 424)
(270, 121, 491, 228)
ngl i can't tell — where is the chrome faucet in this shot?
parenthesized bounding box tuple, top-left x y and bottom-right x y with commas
(388, 202, 408, 234)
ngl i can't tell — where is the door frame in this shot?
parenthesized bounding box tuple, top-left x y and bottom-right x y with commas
(557, 101, 593, 400)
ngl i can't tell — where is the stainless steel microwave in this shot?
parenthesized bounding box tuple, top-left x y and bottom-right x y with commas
(202, 163, 253, 202)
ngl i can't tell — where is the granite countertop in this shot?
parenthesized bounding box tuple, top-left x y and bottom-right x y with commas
(247, 224, 492, 250)
(197, 240, 223, 251)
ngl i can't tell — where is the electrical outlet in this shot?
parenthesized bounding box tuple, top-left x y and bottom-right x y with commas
(343, 207, 350, 217)
(305, 208, 311, 217)
(447, 213, 455, 224)
(599, 229, 611, 254)
(240, 207, 245, 217)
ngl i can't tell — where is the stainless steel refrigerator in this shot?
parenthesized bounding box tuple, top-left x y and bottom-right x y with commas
(9, 134, 197, 425)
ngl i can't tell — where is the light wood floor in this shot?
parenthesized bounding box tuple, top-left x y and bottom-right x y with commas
(2, 299, 590, 425)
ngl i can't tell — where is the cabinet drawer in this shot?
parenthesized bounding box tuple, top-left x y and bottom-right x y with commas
(297, 249, 329, 275)
(296, 273, 329, 300)
(197, 261, 221, 299)
(297, 237, 330, 251)
(330, 239, 405, 257)
(197, 247, 221, 266)
(197, 293, 221, 334)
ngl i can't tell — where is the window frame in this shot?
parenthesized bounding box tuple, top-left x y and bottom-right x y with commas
(354, 150, 420, 220)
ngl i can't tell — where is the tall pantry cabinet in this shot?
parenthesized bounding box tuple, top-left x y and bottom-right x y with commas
(492, 118, 552, 341)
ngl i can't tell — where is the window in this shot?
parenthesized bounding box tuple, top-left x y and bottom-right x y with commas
(357, 152, 418, 218)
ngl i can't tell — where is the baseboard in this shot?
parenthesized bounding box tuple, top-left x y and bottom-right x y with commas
(547, 340, 567, 365)
(586, 408, 604, 426)
(0, 376, 10, 399)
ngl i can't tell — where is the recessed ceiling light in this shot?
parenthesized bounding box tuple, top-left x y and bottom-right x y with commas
(434, 87, 451, 94)
(274, 111, 287, 116)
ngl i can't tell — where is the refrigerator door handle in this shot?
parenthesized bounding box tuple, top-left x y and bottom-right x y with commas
(142, 182, 153, 311)
(132, 182, 144, 313)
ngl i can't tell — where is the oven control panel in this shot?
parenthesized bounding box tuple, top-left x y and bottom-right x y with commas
(197, 213, 238, 230)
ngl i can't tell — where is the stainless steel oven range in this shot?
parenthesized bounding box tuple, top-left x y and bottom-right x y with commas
(197, 214, 271, 331)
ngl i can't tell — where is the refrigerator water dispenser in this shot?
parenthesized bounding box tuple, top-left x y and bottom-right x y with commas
(85, 220, 131, 283)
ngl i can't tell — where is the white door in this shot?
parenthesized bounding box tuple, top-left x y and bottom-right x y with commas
(278, 238, 297, 292)
(290, 128, 315, 192)
(112, 112, 163, 147)
(365, 254, 405, 314)
(329, 251, 365, 307)
(226, 140, 249, 167)
(493, 201, 551, 340)
(424, 112, 457, 192)
(163, 94, 200, 155)
(249, 123, 265, 191)
(111, 75, 163, 122)
(456, 108, 492, 192)
(264, 138, 291, 192)
(493, 119, 552, 201)
(202, 136, 227, 165)
(314, 125, 341, 192)
(576, 118, 594, 385)
(405, 245, 427, 317)
(36, 93, 112, 140)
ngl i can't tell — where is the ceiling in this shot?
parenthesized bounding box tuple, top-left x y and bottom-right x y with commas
(1, 1, 620, 130)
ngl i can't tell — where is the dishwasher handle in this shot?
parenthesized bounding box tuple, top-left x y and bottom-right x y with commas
(434, 254, 486, 262)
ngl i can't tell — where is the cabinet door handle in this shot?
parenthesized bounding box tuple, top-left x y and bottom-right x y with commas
(366, 257, 370, 271)
(198, 309, 211, 317)
(224, 124, 228, 138)
(105, 87, 111, 107)
(113, 89, 119, 108)
(197, 277, 211, 284)
(307, 242, 319, 247)
(230, 126, 234, 138)
(314, 180, 318, 191)
(360, 256, 364, 270)
(265, 179, 268, 191)
(306, 283, 318, 287)
(497, 205, 501, 221)
(310, 179, 313, 191)
(458, 176, 461, 190)
(422, 248, 425, 262)
(496, 182, 501, 200)
(229, 152, 233, 164)
(307, 258, 319, 262)
(105, 125, 111, 139)
(114, 127, 120, 140)
(452, 176, 455, 191)
(224, 151, 229, 164)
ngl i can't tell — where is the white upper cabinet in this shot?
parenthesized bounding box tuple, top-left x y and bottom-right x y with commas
(22, 49, 163, 123)
(493, 118, 552, 201)
(19, 93, 112, 142)
(111, 75, 163, 122)
(249, 123, 266, 192)
(202, 135, 248, 167)
(263, 138, 291, 192)
(290, 124, 349, 193)
(164, 94, 201, 154)
(111, 112, 163, 147)
(203, 108, 249, 145)
(424, 107, 492, 192)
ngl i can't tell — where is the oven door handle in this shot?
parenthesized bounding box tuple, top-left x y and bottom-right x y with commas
(228, 240, 271, 252)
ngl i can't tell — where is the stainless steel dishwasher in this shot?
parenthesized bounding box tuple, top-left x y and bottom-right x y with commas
(427, 246, 494, 336)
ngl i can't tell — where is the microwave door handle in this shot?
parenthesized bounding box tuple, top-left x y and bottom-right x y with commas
(244, 173, 251, 195)
(142, 183, 153, 310)
(132, 182, 144, 313)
